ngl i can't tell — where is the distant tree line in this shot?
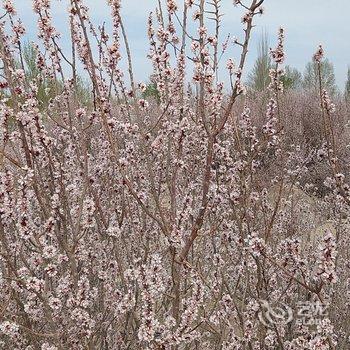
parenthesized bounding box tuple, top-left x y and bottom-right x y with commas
(247, 33, 345, 96)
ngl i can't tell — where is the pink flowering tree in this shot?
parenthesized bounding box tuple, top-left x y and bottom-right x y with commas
(0, 0, 349, 349)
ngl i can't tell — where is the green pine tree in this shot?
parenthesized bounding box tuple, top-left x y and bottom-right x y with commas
(345, 67, 350, 99)
(281, 65, 302, 90)
(303, 58, 337, 95)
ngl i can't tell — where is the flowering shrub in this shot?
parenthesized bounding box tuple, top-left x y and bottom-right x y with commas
(0, 0, 349, 349)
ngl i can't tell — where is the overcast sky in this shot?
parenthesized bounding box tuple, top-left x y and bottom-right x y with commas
(15, 0, 350, 89)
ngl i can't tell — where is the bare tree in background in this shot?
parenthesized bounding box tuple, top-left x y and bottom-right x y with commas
(247, 31, 271, 91)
